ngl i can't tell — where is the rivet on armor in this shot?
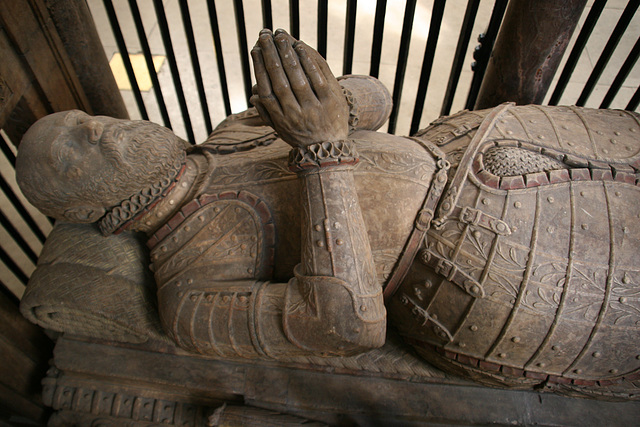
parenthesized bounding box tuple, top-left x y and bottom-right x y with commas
(190, 295, 198, 302)
(438, 331, 447, 339)
(238, 296, 248, 303)
(631, 127, 638, 132)
(316, 240, 324, 247)
(424, 280, 432, 288)
(177, 291, 183, 297)
(248, 268, 254, 274)
(574, 369, 582, 374)
(510, 299, 516, 304)
(636, 355, 640, 360)
(512, 226, 518, 232)
(251, 236, 258, 242)
(470, 325, 478, 332)
(610, 369, 619, 374)
(458, 342, 466, 348)
(442, 202, 451, 211)
(206, 294, 213, 302)
(580, 191, 586, 197)
(610, 139, 617, 144)
(615, 191, 621, 197)
(231, 235, 238, 242)
(581, 223, 588, 230)
(467, 259, 473, 265)
(187, 279, 193, 285)
(182, 182, 188, 188)
(470, 285, 481, 295)
(482, 198, 490, 205)
(235, 207, 242, 213)
(222, 296, 230, 303)
(240, 244, 247, 250)
(623, 226, 629, 234)
(169, 200, 175, 205)
(146, 221, 152, 226)
(360, 305, 367, 312)
(547, 226, 555, 233)
(626, 146, 633, 151)
(401, 296, 409, 305)
(432, 313, 438, 320)
(547, 196, 554, 203)
(214, 207, 221, 213)
(176, 281, 182, 287)
(161, 246, 167, 252)
(333, 222, 341, 229)
(173, 236, 178, 242)
(506, 130, 514, 135)
(529, 119, 536, 124)
(619, 297, 628, 303)
(498, 353, 507, 358)
(473, 231, 481, 239)
(514, 201, 522, 208)
(602, 148, 609, 154)
(185, 226, 191, 232)
(315, 224, 322, 231)
(567, 141, 575, 146)
(354, 328, 360, 333)
(593, 351, 602, 358)
(596, 131, 604, 135)
(538, 135, 545, 140)
(198, 215, 204, 221)
(537, 362, 546, 368)
(622, 274, 630, 284)
(511, 336, 521, 343)
(614, 131, 621, 136)
(414, 287, 423, 300)
(552, 345, 559, 351)
(336, 239, 344, 245)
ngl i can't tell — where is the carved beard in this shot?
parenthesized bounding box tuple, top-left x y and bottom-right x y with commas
(78, 121, 185, 208)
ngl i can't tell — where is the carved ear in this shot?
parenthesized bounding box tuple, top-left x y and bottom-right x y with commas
(63, 206, 106, 223)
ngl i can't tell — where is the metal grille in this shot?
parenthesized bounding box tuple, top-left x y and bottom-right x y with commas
(1, 0, 640, 300)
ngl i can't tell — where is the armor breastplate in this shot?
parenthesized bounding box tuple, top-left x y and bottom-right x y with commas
(390, 105, 640, 392)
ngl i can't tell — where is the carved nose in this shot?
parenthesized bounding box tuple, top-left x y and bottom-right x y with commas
(84, 120, 104, 145)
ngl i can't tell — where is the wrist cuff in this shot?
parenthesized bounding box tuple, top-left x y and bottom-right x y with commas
(288, 140, 358, 171)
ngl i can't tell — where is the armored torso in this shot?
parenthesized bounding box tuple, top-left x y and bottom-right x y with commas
(389, 105, 640, 397)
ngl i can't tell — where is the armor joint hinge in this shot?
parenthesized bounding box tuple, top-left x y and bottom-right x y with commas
(459, 207, 511, 236)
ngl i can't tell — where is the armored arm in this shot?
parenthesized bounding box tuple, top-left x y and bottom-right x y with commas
(252, 29, 386, 353)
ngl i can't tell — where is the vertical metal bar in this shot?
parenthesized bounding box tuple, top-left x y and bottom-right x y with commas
(233, 0, 254, 103)
(317, 0, 328, 58)
(127, 0, 171, 128)
(102, 0, 148, 120)
(410, 0, 446, 135)
(626, 84, 640, 110)
(440, 0, 480, 116)
(0, 245, 29, 286)
(577, 0, 640, 106)
(387, 0, 418, 134)
(548, 0, 607, 105)
(178, 0, 213, 135)
(464, 0, 508, 111)
(262, 0, 273, 30)
(207, 0, 232, 116)
(601, 36, 640, 109)
(152, 0, 196, 143)
(0, 136, 16, 167)
(343, 0, 357, 76)
(0, 211, 38, 264)
(289, 0, 300, 39)
(0, 178, 46, 244)
(369, 0, 387, 78)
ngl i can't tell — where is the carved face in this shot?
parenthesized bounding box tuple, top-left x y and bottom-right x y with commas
(16, 110, 185, 222)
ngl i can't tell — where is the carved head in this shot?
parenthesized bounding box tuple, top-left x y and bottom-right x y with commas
(16, 110, 185, 223)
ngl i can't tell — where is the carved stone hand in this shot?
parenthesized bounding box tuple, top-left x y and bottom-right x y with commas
(250, 29, 349, 147)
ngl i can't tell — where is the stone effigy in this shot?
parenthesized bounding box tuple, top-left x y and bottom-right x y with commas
(14, 29, 640, 423)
